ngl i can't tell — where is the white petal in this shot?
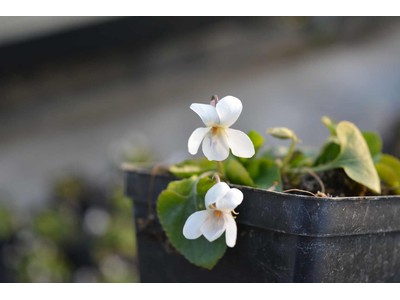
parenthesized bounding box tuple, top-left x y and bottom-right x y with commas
(183, 210, 211, 239)
(190, 103, 220, 127)
(223, 213, 237, 248)
(225, 128, 255, 158)
(216, 188, 243, 213)
(205, 182, 230, 208)
(200, 212, 226, 242)
(188, 127, 211, 155)
(202, 128, 230, 161)
(216, 96, 242, 127)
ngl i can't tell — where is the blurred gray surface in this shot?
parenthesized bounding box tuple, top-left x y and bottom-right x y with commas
(0, 17, 115, 46)
(1, 18, 400, 208)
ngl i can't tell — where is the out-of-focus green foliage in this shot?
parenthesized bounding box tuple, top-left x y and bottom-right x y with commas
(33, 209, 78, 244)
(0, 178, 139, 283)
(17, 240, 71, 283)
(54, 176, 85, 202)
(0, 205, 15, 240)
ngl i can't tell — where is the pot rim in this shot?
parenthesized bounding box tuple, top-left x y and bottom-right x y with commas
(122, 163, 400, 202)
(124, 164, 400, 237)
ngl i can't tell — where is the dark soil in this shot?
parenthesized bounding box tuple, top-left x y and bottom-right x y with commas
(283, 169, 392, 197)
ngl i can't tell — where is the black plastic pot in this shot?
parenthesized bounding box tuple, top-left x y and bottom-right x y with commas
(124, 167, 400, 283)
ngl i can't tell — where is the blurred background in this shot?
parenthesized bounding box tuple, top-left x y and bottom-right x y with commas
(1, 16, 400, 282)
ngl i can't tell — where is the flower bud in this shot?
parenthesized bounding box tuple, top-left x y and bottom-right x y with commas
(321, 116, 337, 136)
(210, 95, 219, 107)
(267, 127, 296, 140)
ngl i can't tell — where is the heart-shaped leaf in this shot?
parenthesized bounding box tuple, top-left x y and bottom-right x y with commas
(324, 121, 381, 194)
(157, 176, 226, 269)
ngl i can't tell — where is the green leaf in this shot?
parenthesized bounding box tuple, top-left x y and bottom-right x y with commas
(169, 159, 216, 178)
(380, 154, 400, 179)
(247, 130, 264, 153)
(254, 158, 282, 191)
(313, 141, 341, 166)
(157, 177, 226, 269)
(290, 152, 313, 169)
(377, 154, 400, 194)
(245, 159, 262, 180)
(167, 176, 196, 195)
(362, 132, 382, 163)
(321, 116, 338, 136)
(375, 163, 400, 192)
(238, 130, 264, 164)
(226, 157, 255, 186)
(321, 121, 381, 194)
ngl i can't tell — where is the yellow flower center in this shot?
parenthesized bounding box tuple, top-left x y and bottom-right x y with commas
(213, 127, 218, 135)
(215, 210, 222, 219)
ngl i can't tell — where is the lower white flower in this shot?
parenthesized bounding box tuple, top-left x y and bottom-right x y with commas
(183, 182, 243, 248)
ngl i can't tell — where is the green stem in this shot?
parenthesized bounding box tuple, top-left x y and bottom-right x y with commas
(216, 161, 226, 178)
(291, 162, 336, 174)
(281, 137, 297, 172)
(307, 163, 337, 173)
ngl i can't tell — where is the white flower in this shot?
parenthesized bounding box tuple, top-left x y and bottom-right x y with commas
(188, 96, 255, 161)
(183, 182, 243, 248)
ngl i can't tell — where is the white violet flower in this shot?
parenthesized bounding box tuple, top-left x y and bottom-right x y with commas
(183, 182, 243, 248)
(188, 96, 255, 161)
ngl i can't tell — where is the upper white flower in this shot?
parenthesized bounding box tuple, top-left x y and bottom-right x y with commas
(188, 96, 255, 161)
(183, 182, 243, 248)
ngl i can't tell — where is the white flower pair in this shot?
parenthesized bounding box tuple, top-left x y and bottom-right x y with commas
(183, 95, 252, 248)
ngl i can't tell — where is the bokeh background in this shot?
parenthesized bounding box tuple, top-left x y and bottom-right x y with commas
(1, 16, 400, 282)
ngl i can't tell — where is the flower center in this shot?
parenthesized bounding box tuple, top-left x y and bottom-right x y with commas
(213, 127, 218, 135)
(215, 210, 222, 219)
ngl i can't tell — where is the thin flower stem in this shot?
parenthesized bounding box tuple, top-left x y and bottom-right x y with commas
(281, 137, 297, 172)
(213, 174, 221, 183)
(216, 161, 226, 179)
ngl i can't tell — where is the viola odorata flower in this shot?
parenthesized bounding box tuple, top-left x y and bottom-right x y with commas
(188, 96, 255, 161)
(183, 182, 243, 247)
